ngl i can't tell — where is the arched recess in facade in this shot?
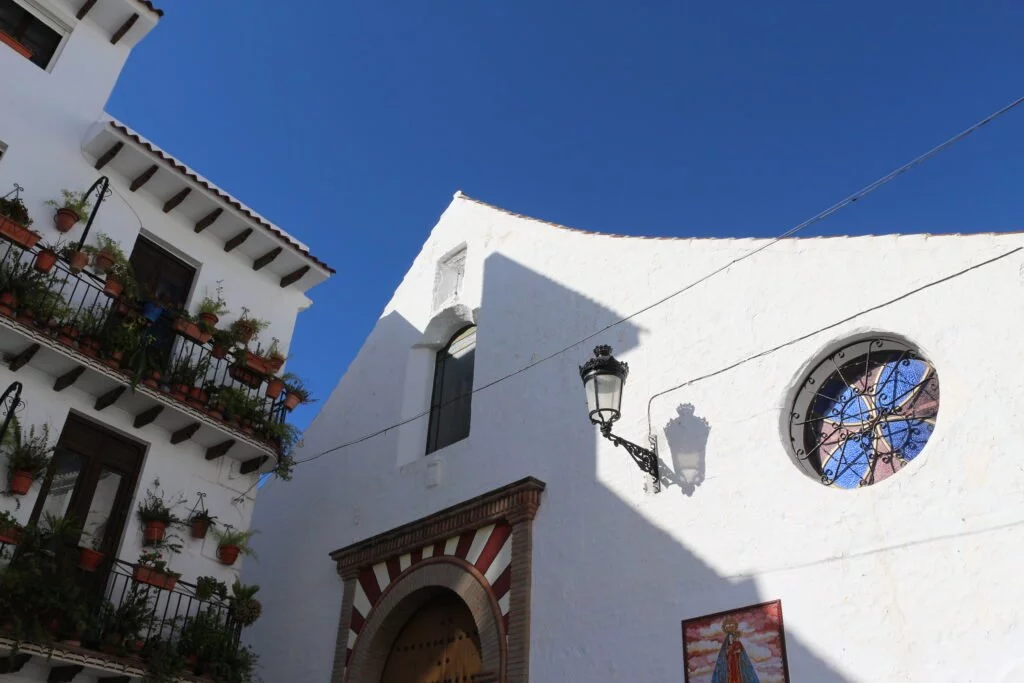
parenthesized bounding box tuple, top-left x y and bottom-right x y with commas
(329, 477, 545, 683)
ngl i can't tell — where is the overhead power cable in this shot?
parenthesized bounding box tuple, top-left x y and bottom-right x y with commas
(291, 94, 1024, 469)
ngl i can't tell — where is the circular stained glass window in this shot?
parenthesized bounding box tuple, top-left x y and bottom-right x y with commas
(788, 338, 940, 489)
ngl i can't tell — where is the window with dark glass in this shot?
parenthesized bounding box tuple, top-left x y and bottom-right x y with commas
(426, 326, 476, 454)
(129, 236, 196, 360)
(0, 0, 62, 70)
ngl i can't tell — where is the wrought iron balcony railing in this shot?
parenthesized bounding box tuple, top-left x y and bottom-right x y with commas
(0, 236, 290, 449)
(0, 538, 252, 678)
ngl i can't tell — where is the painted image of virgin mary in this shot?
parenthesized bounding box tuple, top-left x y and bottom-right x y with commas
(711, 616, 760, 683)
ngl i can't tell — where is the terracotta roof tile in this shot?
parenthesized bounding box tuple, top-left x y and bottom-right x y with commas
(109, 122, 334, 274)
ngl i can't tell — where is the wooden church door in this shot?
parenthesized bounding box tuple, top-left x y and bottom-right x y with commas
(380, 592, 483, 683)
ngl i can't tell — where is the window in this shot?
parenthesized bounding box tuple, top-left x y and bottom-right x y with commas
(426, 326, 476, 454)
(433, 246, 466, 310)
(129, 236, 196, 360)
(0, 0, 63, 70)
(788, 338, 940, 489)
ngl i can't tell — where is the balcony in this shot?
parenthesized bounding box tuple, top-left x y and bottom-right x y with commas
(0, 534, 257, 681)
(0, 235, 295, 474)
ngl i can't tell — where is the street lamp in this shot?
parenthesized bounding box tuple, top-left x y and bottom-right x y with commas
(579, 345, 659, 480)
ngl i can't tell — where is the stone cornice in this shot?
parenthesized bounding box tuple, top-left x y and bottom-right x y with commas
(331, 477, 545, 575)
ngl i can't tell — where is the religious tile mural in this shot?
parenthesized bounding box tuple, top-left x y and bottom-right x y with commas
(681, 600, 790, 683)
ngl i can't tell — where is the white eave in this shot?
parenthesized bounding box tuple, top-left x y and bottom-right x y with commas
(81, 119, 334, 293)
(64, 0, 163, 47)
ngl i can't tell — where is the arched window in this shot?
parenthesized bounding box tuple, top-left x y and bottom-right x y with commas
(426, 326, 476, 454)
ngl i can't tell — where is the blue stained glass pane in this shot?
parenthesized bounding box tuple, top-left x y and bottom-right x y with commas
(824, 437, 872, 489)
(875, 360, 928, 411)
(880, 419, 934, 462)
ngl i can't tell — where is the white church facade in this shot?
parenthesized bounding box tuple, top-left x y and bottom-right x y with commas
(247, 192, 1023, 682)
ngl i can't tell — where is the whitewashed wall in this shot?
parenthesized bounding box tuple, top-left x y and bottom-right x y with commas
(248, 193, 1024, 682)
(0, 359, 260, 584)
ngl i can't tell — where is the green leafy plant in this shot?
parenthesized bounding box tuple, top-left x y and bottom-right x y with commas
(5, 420, 54, 481)
(136, 479, 185, 526)
(197, 282, 229, 318)
(264, 421, 300, 454)
(0, 195, 32, 226)
(212, 527, 258, 560)
(230, 307, 269, 342)
(85, 232, 127, 262)
(137, 534, 183, 574)
(271, 454, 296, 482)
(195, 576, 228, 602)
(44, 189, 93, 218)
(282, 373, 316, 405)
(101, 319, 146, 357)
(229, 580, 262, 627)
(142, 638, 185, 683)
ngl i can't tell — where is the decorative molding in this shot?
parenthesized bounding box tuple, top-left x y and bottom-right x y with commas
(331, 476, 545, 575)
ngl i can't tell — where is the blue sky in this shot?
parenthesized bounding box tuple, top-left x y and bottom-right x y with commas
(107, 1, 1024, 430)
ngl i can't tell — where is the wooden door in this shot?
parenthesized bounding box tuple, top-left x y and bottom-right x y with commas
(31, 414, 145, 572)
(380, 592, 483, 683)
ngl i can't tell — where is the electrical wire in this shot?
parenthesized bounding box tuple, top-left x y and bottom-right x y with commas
(281, 94, 1024, 468)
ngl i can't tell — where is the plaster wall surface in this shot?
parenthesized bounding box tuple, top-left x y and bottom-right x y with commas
(249, 193, 1024, 683)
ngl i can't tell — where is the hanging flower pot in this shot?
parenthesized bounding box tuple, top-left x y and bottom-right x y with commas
(0, 291, 15, 316)
(33, 248, 58, 273)
(0, 521, 20, 545)
(233, 320, 256, 344)
(0, 215, 41, 249)
(54, 208, 80, 233)
(141, 301, 164, 323)
(172, 318, 206, 345)
(266, 377, 285, 399)
(142, 519, 166, 544)
(198, 311, 218, 328)
(78, 546, 105, 572)
(103, 274, 123, 298)
(93, 249, 115, 273)
(132, 565, 179, 591)
(283, 392, 301, 411)
(211, 344, 229, 360)
(190, 517, 211, 539)
(67, 249, 88, 272)
(229, 365, 263, 389)
(8, 470, 33, 495)
(217, 544, 241, 566)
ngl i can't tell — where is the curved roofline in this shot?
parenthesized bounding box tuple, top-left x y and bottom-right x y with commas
(453, 191, 1022, 242)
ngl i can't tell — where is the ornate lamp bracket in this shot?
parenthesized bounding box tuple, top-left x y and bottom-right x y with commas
(600, 423, 659, 479)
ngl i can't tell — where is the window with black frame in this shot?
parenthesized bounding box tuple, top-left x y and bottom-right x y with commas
(128, 237, 196, 364)
(426, 326, 476, 454)
(0, 0, 62, 70)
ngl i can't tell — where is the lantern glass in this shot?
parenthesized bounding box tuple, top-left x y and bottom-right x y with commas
(584, 371, 624, 427)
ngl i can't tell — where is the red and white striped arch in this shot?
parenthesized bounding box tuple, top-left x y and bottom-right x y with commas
(346, 522, 513, 663)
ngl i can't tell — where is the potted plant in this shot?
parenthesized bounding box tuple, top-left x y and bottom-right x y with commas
(210, 327, 237, 359)
(56, 242, 89, 272)
(196, 282, 229, 330)
(282, 374, 315, 411)
(189, 509, 217, 540)
(212, 527, 258, 566)
(133, 538, 182, 591)
(0, 190, 41, 249)
(265, 374, 286, 399)
(45, 190, 93, 233)
(99, 319, 144, 370)
(264, 337, 286, 373)
(272, 454, 296, 482)
(77, 533, 105, 572)
(195, 576, 227, 602)
(172, 310, 210, 345)
(5, 419, 53, 495)
(0, 510, 20, 544)
(228, 580, 262, 627)
(33, 239, 64, 273)
(85, 232, 125, 274)
(229, 307, 269, 345)
(136, 479, 184, 544)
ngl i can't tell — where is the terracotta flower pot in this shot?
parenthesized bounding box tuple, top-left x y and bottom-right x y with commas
(67, 250, 88, 272)
(217, 543, 240, 566)
(103, 274, 123, 297)
(78, 546, 105, 572)
(132, 565, 179, 591)
(234, 321, 256, 344)
(190, 517, 210, 539)
(198, 311, 218, 328)
(8, 470, 33, 495)
(54, 208, 79, 233)
(57, 326, 78, 346)
(93, 249, 115, 273)
(33, 248, 58, 273)
(0, 291, 15, 316)
(211, 345, 229, 360)
(0, 524, 20, 545)
(268, 356, 285, 374)
(0, 215, 41, 249)
(143, 519, 166, 544)
(284, 392, 301, 410)
(172, 318, 206, 345)
(266, 377, 285, 399)
(104, 350, 123, 369)
(143, 370, 161, 389)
